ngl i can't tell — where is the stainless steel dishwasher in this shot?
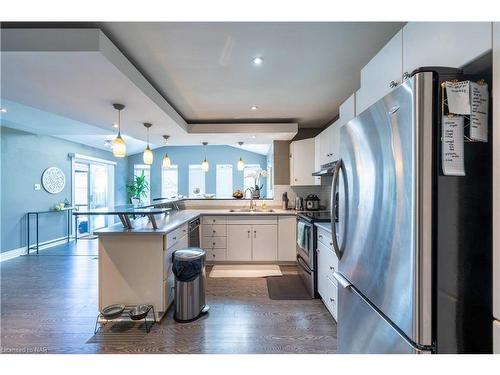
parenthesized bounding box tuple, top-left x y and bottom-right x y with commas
(188, 217, 200, 247)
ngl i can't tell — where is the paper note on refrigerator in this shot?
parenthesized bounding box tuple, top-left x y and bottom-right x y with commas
(445, 81, 471, 115)
(442, 116, 465, 176)
(469, 81, 489, 142)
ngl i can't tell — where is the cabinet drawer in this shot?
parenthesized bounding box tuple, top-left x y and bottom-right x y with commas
(323, 277, 338, 321)
(226, 215, 277, 225)
(317, 241, 338, 283)
(202, 216, 227, 225)
(165, 223, 188, 249)
(206, 248, 227, 262)
(202, 236, 227, 249)
(317, 226, 333, 249)
(202, 224, 226, 237)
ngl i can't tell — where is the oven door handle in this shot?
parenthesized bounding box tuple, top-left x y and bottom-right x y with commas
(296, 256, 312, 275)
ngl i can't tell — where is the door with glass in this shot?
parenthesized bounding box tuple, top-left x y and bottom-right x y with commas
(89, 163, 109, 230)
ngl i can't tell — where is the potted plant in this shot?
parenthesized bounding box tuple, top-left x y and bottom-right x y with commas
(126, 171, 150, 204)
(248, 168, 268, 199)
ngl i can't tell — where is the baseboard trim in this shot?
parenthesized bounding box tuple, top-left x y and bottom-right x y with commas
(1, 236, 73, 262)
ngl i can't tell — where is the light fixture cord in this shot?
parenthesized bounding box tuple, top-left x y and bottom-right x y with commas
(118, 109, 121, 136)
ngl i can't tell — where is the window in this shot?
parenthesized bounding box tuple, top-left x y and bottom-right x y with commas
(216, 164, 233, 198)
(133, 164, 151, 204)
(162, 165, 178, 198)
(243, 164, 261, 198)
(189, 165, 205, 198)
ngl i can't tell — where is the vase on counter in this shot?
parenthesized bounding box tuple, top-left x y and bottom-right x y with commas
(252, 186, 261, 199)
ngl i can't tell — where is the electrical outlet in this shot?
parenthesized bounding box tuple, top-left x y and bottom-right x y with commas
(34, 184, 41, 191)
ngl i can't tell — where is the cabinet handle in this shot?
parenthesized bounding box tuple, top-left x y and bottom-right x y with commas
(212, 254, 216, 258)
(319, 234, 323, 239)
(254, 230, 257, 238)
(247, 230, 251, 238)
(329, 266, 335, 270)
(389, 80, 398, 88)
(294, 178, 298, 182)
(213, 219, 216, 223)
(173, 236, 176, 241)
(330, 297, 335, 303)
(213, 242, 216, 246)
(330, 242, 333, 246)
(213, 230, 216, 234)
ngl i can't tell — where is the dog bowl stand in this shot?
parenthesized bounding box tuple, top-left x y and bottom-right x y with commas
(94, 305, 156, 334)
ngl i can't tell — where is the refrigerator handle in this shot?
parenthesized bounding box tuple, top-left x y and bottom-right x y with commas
(333, 271, 352, 289)
(331, 159, 347, 260)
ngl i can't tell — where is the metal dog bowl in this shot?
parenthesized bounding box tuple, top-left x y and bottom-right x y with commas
(129, 304, 152, 320)
(101, 304, 125, 319)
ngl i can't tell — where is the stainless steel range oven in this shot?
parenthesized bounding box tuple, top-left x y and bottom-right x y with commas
(296, 211, 331, 298)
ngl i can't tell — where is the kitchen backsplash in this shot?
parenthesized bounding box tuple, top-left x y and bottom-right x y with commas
(274, 175, 332, 210)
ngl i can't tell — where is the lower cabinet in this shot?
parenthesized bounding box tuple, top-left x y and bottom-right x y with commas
(316, 227, 339, 321)
(226, 224, 252, 261)
(201, 215, 283, 262)
(252, 224, 278, 261)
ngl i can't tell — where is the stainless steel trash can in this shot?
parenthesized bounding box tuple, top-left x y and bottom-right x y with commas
(172, 248, 209, 322)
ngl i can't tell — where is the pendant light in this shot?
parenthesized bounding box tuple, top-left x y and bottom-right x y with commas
(143, 122, 153, 165)
(112, 103, 126, 157)
(237, 141, 245, 171)
(162, 135, 171, 169)
(201, 142, 209, 172)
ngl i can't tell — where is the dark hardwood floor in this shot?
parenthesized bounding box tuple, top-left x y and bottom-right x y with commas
(0, 240, 337, 354)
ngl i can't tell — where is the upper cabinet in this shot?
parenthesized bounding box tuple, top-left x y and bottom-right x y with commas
(402, 22, 492, 76)
(357, 30, 403, 114)
(290, 138, 318, 186)
(316, 93, 356, 168)
(339, 93, 356, 125)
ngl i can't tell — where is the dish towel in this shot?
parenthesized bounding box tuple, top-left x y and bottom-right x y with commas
(297, 221, 307, 249)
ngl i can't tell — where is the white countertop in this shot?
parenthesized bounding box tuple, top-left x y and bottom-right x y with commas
(314, 222, 332, 233)
(95, 208, 297, 235)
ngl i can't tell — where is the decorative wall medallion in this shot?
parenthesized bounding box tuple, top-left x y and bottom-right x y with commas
(41, 167, 65, 194)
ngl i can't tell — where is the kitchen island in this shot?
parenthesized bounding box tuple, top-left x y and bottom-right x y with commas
(95, 208, 297, 320)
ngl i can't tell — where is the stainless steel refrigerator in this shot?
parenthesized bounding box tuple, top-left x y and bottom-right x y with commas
(331, 68, 492, 353)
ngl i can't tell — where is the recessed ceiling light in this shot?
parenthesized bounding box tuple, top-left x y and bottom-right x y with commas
(252, 56, 263, 66)
(251, 105, 258, 111)
(251, 135, 256, 139)
(112, 123, 119, 128)
(0, 108, 7, 113)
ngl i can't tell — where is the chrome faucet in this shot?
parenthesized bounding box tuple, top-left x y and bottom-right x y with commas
(244, 188, 256, 211)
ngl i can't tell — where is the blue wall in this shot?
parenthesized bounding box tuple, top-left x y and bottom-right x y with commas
(1, 126, 128, 253)
(127, 145, 268, 199)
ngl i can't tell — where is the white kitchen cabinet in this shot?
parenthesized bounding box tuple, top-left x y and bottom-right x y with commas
(290, 138, 318, 186)
(252, 224, 278, 261)
(226, 224, 252, 261)
(313, 134, 322, 184)
(402, 22, 492, 77)
(278, 216, 297, 262)
(316, 226, 339, 321)
(355, 88, 363, 116)
(358, 29, 403, 114)
(339, 93, 356, 125)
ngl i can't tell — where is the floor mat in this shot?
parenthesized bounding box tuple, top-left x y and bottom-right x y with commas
(266, 275, 312, 300)
(209, 264, 282, 278)
(86, 321, 149, 344)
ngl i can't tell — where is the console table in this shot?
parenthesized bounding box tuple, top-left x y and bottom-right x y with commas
(26, 207, 74, 255)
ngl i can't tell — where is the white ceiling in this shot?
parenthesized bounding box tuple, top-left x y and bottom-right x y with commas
(0, 23, 404, 155)
(99, 22, 404, 128)
(1, 28, 296, 154)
